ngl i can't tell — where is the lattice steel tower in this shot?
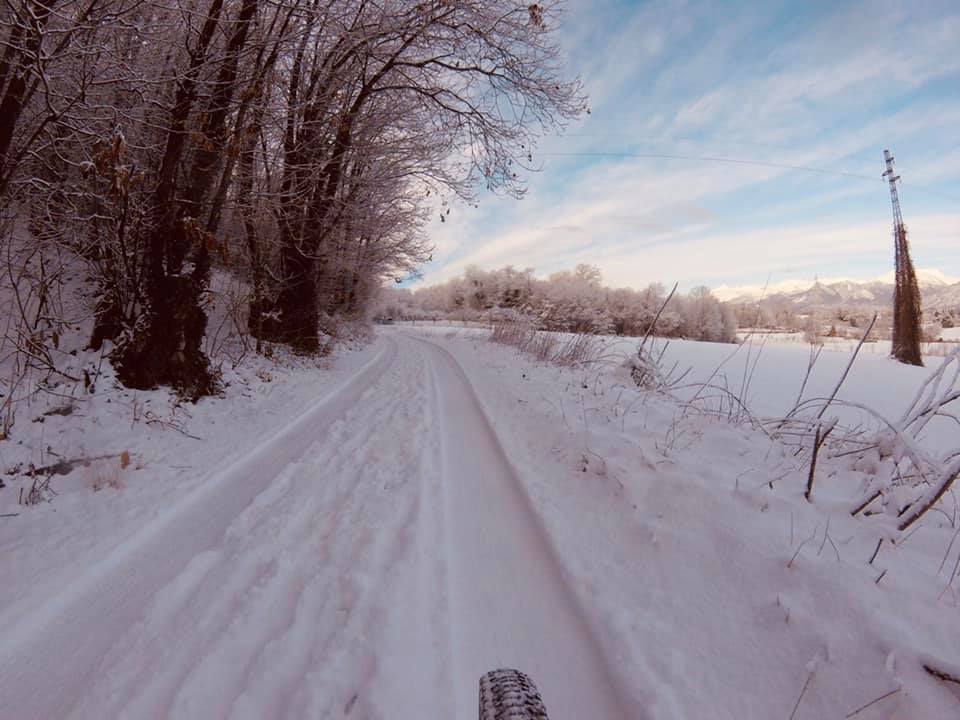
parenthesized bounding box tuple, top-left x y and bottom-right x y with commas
(883, 149, 923, 366)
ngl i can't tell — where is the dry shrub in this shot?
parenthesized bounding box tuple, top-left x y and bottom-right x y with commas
(490, 322, 600, 367)
(319, 314, 372, 348)
(626, 340, 691, 393)
(490, 322, 532, 346)
(529, 332, 558, 362)
(554, 333, 601, 366)
(205, 273, 253, 366)
(21, 474, 54, 505)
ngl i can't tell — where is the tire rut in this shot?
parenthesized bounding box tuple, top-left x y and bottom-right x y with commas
(411, 334, 633, 720)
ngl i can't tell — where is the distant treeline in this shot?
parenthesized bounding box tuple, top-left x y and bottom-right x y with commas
(379, 264, 737, 343)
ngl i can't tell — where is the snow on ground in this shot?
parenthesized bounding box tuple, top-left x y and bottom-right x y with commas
(735, 330, 960, 358)
(0, 268, 376, 616)
(402, 325, 960, 718)
(0, 333, 382, 652)
(943, 327, 960, 341)
(409, 335, 629, 719)
(652, 335, 956, 452)
(2, 321, 959, 719)
(1, 337, 424, 718)
(1, 333, 634, 719)
(402, 321, 956, 451)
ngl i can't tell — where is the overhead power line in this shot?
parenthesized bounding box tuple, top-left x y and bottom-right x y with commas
(535, 150, 959, 202)
(537, 151, 877, 180)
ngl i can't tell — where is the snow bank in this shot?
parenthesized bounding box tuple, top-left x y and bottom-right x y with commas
(420, 324, 954, 453)
(0, 329, 383, 620)
(403, 325, 960, 718)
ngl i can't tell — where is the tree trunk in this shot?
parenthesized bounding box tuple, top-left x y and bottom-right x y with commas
(112, 0, 225, 399)
(0, 0, 57, 185)
(275, 244, 318, 353)
(236, 98, 266, 352)
(184, 0, 258, 219)
(0, 18, 26, 101)
(265, 30, 319, 350)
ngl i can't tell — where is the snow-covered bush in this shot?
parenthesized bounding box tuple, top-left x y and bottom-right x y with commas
(770, 344, 960, 534)
(620, 306, 960, 539)
(409, 265, 736, 342)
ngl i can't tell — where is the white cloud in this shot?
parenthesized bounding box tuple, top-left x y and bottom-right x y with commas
(416, 1, 960, 292)
(595, 213, 960, 290)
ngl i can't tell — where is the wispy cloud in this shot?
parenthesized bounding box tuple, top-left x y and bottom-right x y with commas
(416, 0, 960, 291)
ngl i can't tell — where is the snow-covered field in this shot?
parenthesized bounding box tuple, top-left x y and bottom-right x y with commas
(2, 325, 959, 718)
(643, 334, 955, 451)
(735, 330, 960, 357)
(396, 326, 960, 717)
(402, 321, 957, 451)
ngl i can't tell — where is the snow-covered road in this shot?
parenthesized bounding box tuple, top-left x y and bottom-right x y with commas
(0, 333, 629, 719)
(413, 336, 629, 720)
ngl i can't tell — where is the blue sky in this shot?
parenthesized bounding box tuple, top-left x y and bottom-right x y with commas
(415, 0, 960, 292)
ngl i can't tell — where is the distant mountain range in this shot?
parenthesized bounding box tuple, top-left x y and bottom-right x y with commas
(714, 269, 960, 314)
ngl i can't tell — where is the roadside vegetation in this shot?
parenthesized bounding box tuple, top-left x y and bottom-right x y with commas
(380, 263, 737, 342)
(0, 0, 585, 408)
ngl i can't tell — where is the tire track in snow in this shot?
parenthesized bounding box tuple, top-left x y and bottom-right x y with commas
(72, 345, 435, 719)
(367, 335, 455, 718)
(411, 334, 633, 720)
(0, 338, 407, 719)
(4, 330, 633, 719)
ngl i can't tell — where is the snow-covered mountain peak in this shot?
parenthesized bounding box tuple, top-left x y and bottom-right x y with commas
(871, 268, 958, 287)
(713, 268, 959, 304)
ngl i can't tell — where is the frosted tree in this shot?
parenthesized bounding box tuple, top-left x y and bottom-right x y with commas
(0, 0, 587, 398)
(258, 0, 587, 353)
(406, 266, 737, 343)
(683, 286, 732, 342)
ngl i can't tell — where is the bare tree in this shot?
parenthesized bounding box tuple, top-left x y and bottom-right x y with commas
(259, 0, 586, 352)
(0, 0, 586, 400)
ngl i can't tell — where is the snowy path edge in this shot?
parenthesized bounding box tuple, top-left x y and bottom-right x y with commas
(0, 337, 397, 719)
(408, 333, 635, 720)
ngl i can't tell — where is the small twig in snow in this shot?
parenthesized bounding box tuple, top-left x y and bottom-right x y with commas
(924, 664, 960, 686)
(897, 523, 923, 547)
(788, 524, 819, 569)
(789, 673, 813, 720)
(816, 312, 877, 420)
(845, 688, 901, 718)
(817, 516, 839, 560)
(638, 283, 677, 355)
(851, 490, 881, 517)
(945, 544, 960, 595)
(827, 533, 841, 562)
(938, 527, 960, 575)
(898, 457, 960, 532)
(805, 423, 833, 502)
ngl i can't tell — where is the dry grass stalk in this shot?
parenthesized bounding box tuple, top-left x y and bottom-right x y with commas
(845, 688, 900, 718)
(490, 322, 600, 367)
(923, 664, 960, 686)
(804, 423, 833, 502)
